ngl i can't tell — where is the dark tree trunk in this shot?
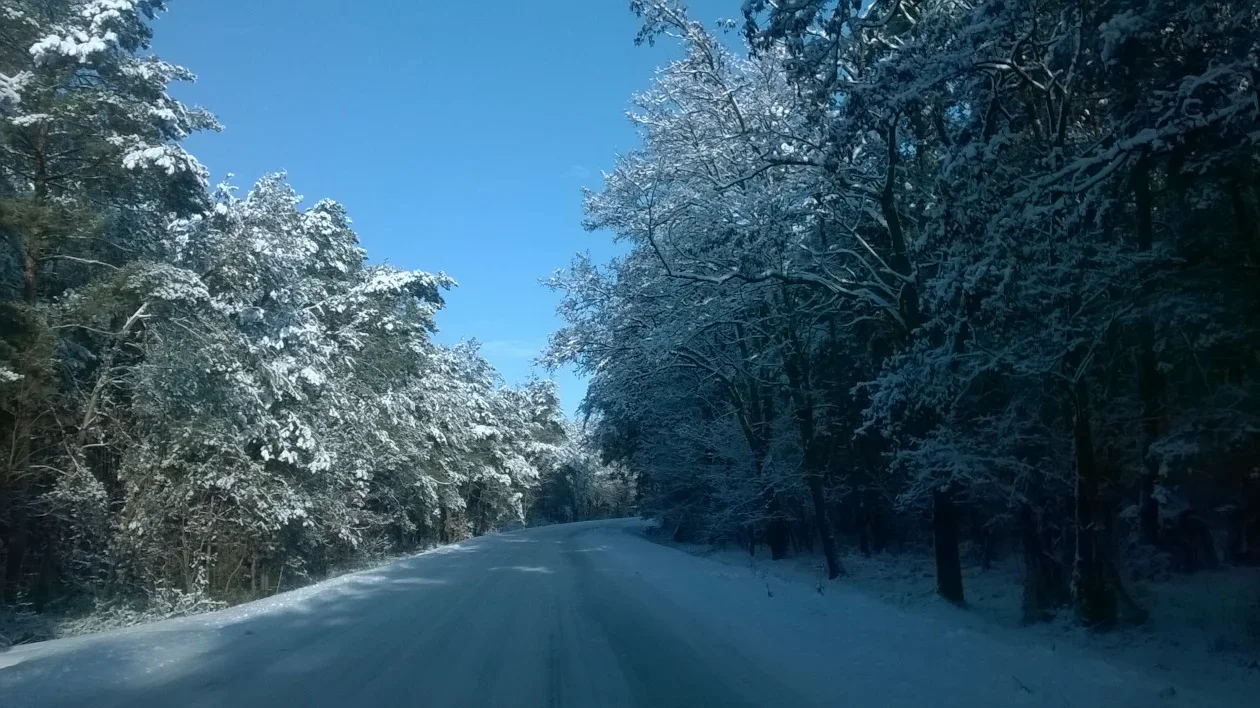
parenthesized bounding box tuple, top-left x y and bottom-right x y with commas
(969, 507, 996, 571)
(765, 267, 858, 581)
(1020, 504, 1066, 624)
(471, 484, 487, 536)
(1171, 511, 1219, 573)
(1071, 378, 1118, 628)
(766, 516, 790, 560)
(762, 489, 790, 560)
(33, 538, 55, 612)
(933, 488, 964, 605)
(22, 251, 38, 303)
(1226, 504, 1260, 564)
(870, 506, 887, 553)
(23, 165, 45, 305)
(807, 475, 843, 579)
(980, 528, 995, 572)
(857, 497, 875, 557)
(1133, 158, 1162, 546)
(1137, 466, 1160, 545)
(1225, 507, 1244, 564)
(6, 169, 40, 605)
(880, 118, 920, 333)
(1229, 176, 1256, 245)
(778, 308, 843, 579)
(3, 514, 26, 605)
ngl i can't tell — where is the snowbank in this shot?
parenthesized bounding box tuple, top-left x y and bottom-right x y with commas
(638, 523, 1260, 706)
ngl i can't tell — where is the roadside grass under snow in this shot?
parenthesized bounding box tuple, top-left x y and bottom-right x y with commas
(642, 524, 1260, 702)
(0, 543, 443, 649)
(3, 519, 1257, 707)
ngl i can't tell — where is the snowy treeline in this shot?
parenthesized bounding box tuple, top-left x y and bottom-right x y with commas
(550, 0, 1260, 627)
(531, 422, 638, 524)
(0, 0, 615, 619)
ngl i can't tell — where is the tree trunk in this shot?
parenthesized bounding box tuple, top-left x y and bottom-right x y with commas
(766, 515, 790, 560)
(3, 512, 26, 605)
(33, 541, 55, 612)
(880, 117, 920, 333)
(23, 158, 46, 305)
(1020, 504, 1066, 624)
(1172, 510, 1218, 573)
(1071, 377, 1118, 628)
(1225, 504, 1260, 564)
(933, 487, 965, 605)
(869, 503, 888, 553)
(857, 497, 873, 557)
(762, 485, 790, 560)
(22, 250, 38, 303)
(778, 307, 843, 579)
(980, 529, 995, 571)
(1228, 176, 1256, 245)
(1133, 158, 1162, 546)
(807, 475, 843, 579)
(3, 166, 42, 607)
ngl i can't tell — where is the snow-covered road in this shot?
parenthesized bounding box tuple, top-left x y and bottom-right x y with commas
(0, 520, 1239, 707)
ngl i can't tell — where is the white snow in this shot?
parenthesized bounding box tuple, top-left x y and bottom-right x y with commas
(1, 520, 1254, 707)
(647, 528, 1260, 706)
(29, 31, 116, 64)
(6, 113, 50, 127)
(0, 71, 31, 114)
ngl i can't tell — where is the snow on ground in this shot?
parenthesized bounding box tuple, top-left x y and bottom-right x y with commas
(0, 538, 484, 674)
(0, 543, 448, 648)
(644, 524, 1260, 705)
(3, 519, 1257, 707)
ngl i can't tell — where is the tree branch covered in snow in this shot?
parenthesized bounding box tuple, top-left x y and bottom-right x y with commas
(0, 0, 575, 621)
(552, 0, 1260, 623)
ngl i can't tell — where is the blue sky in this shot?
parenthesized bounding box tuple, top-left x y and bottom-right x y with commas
(151, 0, 733, 415)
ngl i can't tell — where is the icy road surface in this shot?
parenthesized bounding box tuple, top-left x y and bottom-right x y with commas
(0, 519, 1237, 707)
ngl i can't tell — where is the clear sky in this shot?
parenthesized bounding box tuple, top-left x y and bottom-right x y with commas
(150, 0, 734, 415)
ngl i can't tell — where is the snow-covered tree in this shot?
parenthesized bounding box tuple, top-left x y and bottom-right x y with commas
(557, 0, 1260, 627)
(0, 3, 572, 609)
(1, 0, 216, 607)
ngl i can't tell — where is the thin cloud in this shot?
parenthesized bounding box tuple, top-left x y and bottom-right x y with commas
(565, 165, 591, 180)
